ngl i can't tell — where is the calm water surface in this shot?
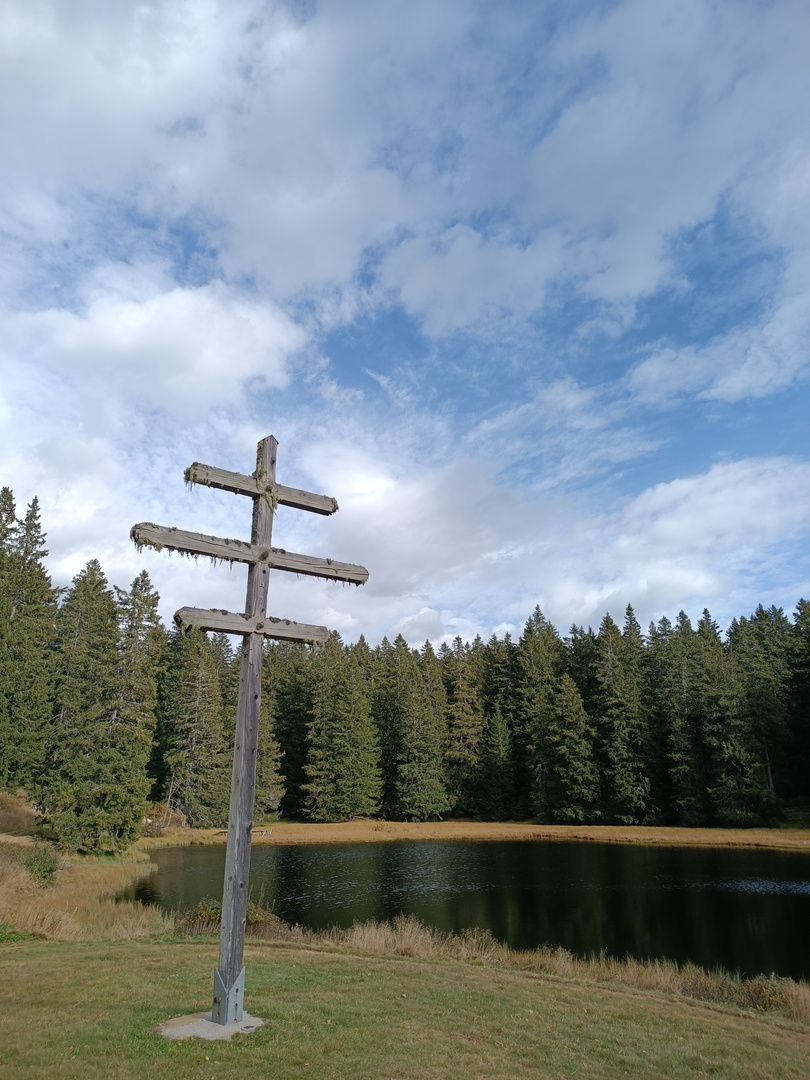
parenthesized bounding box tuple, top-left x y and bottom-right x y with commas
(124, 840, 810, 980)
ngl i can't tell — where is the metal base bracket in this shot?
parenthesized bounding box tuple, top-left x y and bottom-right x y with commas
(211, 966, 245, 1025)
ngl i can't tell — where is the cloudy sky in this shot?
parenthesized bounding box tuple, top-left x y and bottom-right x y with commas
(2, 0, 809, 646)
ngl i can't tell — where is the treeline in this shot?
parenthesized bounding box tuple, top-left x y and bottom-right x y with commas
(1, 487, 809, 853)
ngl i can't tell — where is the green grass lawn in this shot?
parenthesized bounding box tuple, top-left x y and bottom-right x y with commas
(1, 938, 808, 1080)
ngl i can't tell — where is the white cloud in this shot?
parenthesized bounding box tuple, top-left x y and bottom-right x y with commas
(541, 457, 810, 630)
(628, 288, 810, 405)
(3, 279, 304, 425)
(393, 607, 445, 645)
(380, 225, 566, 336)
(1, 0, 809, 654)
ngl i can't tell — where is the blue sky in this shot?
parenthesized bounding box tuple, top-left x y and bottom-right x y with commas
(1, 0, 809, 645)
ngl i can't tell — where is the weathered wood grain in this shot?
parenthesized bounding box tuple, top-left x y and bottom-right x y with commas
(217, 436, 274, 1014)
(130, 432, 369, 1024)
(131, 522, 368, 584)
(185, 461, 339, 515)
(175, 605, 330, 643)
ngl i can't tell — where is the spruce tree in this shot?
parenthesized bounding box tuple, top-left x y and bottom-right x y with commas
(350, 634, 376, 694)
(480, 632, 518, 730)
(43, 560, 146, 851)
(694, 610, 772, 826)
(788, 599, 810, 798)
(565, 624, 600, 713)
(729, 606, 791, 798)
(516, 608, 567, 817)
(443, 637, 485, 814)
(654, 612, 707, 824)
(373, 635, 449, 820)
(114, 571, 166, 804)
(302, 634, 381, 821)
(268, 641, 314, 817)
(0, 487, 15, 787)
(534, 674, 598, 823)
(591, 612, 648, 823)
(165, 630, 231, 827)
(0, 495, 57, 790)
(373, 637, 399, 812)
(210, 632, 239, 741)
(255, 677, 285, 821)
(477, 706, 515, 820)
(643, 617, 674, 822)
(419, 638, 450, 788)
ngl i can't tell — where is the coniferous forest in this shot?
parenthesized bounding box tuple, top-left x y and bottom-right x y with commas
(2, 486, 810, 852)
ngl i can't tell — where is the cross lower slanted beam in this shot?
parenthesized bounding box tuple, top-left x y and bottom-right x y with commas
(174, 606, 330, 643)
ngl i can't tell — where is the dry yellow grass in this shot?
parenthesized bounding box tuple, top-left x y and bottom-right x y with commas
(173, 904, 810, 1025)
(3, 833, 810, 1028)
(312, 917, 810, 1025)
(0, 842, 170, 940)
(138, 817, 810, 852)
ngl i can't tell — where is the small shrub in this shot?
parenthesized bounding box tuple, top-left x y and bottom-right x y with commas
(20, 844, 60, 884)
(174, 894, 295, 939)
(0, 923, 30, 943)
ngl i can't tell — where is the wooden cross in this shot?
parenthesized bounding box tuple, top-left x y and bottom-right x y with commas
(131, 435, 368, 1025)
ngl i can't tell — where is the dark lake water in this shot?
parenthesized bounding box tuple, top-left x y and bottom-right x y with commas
(123, 840, 810, 980)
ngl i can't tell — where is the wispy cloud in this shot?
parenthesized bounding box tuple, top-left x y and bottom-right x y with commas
(1, 0, 808, 645)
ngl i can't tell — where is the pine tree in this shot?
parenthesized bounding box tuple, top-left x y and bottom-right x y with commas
(480, 633, 518, 726)
(516, 608, 567, 817)
(165, 630, 231, 827)
(255, 678, 285, 821)
(694, 610, 773, 826)
(0, 487, 16, 787)
(42, 560, 146, 851)
(591, 612, 648, 823)
(419, 638, 449, 782)
(268, 641, 314, 817)
(652, 612, 708, 825)
(788, 599, 810, 798)
(210, 632, 239, 741)
(442, 637, 485, 814)
(729, 606, 791, 798)
(565, 624, 600, 713)
(114, 571, 167, 803)
(373, 635, 449, 820)
(534, 674, 598, 823)
(0, 495, 57, 790)
(477, 706, 515, 820)
(302, 634, 381, 821)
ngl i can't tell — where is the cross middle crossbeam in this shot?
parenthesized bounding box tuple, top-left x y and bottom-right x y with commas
(130, 522, 368, 585)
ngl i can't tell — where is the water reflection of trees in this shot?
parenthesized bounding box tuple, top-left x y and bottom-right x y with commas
(129, 841, 810, 979)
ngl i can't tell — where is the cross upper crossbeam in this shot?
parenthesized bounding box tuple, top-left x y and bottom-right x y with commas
(185, 462, 338, 515)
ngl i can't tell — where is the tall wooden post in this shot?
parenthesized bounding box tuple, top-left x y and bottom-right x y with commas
(213, 436, 275, 1022)
(131, 436, 367, 1025)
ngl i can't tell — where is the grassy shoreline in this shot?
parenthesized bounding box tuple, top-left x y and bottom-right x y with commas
(137, 817, 810, 853)
(1, 938, 808, 1079)
(3, 824, 810, 1078)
